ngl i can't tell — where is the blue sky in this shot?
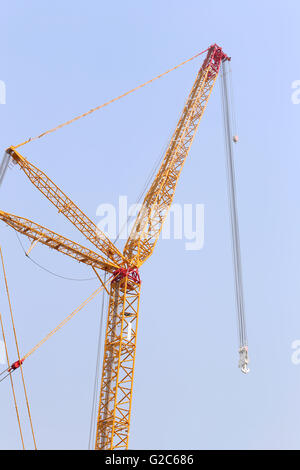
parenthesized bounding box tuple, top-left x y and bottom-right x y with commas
(0, 1, 299, 449)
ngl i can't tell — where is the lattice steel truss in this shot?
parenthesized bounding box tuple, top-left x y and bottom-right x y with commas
(95, 274, 141, 449)
(1, 44, 228, 450)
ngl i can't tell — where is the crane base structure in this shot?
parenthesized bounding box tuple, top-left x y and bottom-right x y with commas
(95, 268, 141, 450)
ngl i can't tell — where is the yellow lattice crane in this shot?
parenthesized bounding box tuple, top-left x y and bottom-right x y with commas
(1, 44, 229, 449)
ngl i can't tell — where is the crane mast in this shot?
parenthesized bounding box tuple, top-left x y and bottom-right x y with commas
(95, 44, 229, 449)
(95, 269, 141, 449)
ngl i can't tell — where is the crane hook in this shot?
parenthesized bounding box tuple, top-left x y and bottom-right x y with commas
(238, 346, 249, 374)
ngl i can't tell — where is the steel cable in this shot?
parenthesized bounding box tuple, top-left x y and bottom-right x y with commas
(220, 62, 249, 370)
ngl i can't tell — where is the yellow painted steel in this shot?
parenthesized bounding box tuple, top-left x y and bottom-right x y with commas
(124, 45, 224, 266)
(6, 147, 126, 267)
(0, 210, 118, 274)
(0, 44, 228, 450)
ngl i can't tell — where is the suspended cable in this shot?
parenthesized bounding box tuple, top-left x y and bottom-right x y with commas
(0, 246, 37, 448)
(114, 96, 184, 245)
(0, 370, 13, 384)
(0, 152, 11, 187)
(0, 268, 113, 449)
(14, 49, 209, 150)
(22, 273, 114, 362)
(87, 146, 160, 447)
(0, 365, 17, 384)
(0, 364, 10, 377)
(117, 85, 202, 244)
(24, 255, 97, 282)
(13, 229, 97, 282)
(220, 61, 249, 374)
(0, 312, 25, 448)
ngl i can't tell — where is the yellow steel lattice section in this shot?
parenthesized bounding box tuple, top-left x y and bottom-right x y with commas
(95, 276, 141, 450)
(6, 147, 125, 267)
(0, 210, 118, 273)
(124, 45, 225, 266)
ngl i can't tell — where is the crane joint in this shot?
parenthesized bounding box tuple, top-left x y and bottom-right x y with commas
(112, 267, 141, 285)
(206, 44, 230, 79)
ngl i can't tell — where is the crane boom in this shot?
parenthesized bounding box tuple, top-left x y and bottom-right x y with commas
(0, 210, 118, 273)
(123, 44, 229, 267)
(6, 147, 125, 267)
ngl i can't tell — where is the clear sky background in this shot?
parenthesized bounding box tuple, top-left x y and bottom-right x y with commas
(0, 1, 299, 450)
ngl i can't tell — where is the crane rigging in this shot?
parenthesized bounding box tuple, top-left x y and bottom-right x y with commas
(0, 43, 249, 449)
(220, 61, 249, 374)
